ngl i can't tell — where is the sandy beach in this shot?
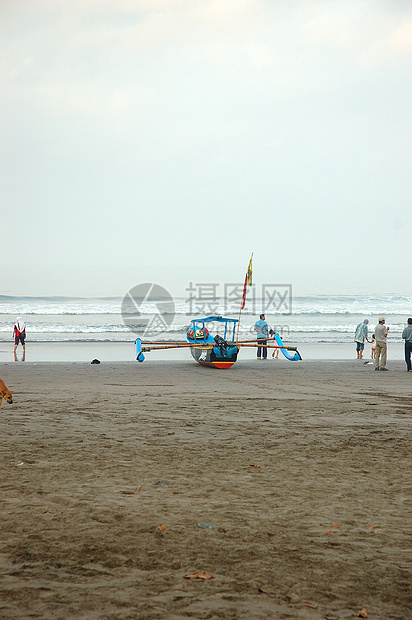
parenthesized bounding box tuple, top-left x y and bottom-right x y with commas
(0, 359, 411, 619)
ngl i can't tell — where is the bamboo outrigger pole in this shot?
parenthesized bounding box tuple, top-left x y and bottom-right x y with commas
(141, 342, 214, 352)
(234, 343, 298, 351)
(236, 253, 253, 343)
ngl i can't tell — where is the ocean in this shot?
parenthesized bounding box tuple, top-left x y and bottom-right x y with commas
(1, 294, 411, 363)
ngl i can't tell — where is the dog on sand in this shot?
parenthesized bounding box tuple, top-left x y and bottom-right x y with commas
(0, 379, 13, 408)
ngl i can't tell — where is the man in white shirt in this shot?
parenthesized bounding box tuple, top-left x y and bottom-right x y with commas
(374, 316, 389, 371)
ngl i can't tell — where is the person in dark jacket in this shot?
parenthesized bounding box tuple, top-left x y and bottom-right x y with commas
(402, 318, 412, 372)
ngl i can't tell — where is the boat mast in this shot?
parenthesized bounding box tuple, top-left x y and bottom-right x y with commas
(236, 253, 253, 343)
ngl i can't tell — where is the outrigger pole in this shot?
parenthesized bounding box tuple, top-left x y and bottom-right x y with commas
(236, 252, 253, 343)
(140, 341, 294, 352)
(234, 343, 299, 352)
(140, 342, 213, 352)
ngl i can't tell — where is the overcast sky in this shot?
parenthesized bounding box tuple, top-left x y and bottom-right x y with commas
(1, 0, 411, 298)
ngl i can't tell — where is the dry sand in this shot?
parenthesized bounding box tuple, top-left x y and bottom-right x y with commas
(0, 359, 411, 619)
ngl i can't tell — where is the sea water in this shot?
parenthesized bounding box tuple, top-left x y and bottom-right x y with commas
(0, 294, 410, 362)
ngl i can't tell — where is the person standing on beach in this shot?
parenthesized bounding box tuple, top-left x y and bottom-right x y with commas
(401, 318, 412, 372)
(354, 319, 370, 359)
(254, 314, 269, 359)
(370, 334, 376, 359)
(13, 317, 26, 358)
(374, 316, 389, 371)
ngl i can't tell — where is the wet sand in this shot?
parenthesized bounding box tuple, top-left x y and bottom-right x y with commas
(0, 359, 411, 619)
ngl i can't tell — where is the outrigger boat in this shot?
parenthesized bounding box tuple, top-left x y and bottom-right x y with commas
(135, 254, 301, 369)
(135, 315, 301, 369)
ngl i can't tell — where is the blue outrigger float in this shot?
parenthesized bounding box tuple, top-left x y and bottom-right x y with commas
(136, 315, 301, 369)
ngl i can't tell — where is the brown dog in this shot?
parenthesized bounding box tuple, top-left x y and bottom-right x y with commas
(0, 379, 13, 408)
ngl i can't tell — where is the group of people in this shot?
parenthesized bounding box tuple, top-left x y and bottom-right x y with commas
(254, 312, 412, 371)
(354, 317, 412, 372)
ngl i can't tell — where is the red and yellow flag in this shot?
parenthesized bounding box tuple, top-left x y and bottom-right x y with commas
(241, 253, 253, 309)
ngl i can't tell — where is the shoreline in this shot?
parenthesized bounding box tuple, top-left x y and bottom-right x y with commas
(0, 339, 406, 364)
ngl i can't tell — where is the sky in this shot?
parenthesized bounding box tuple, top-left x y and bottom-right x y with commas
(1, 0, 411, 298)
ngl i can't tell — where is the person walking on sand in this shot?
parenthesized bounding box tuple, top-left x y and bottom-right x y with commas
(354, 319, 370, 359)
(254, 313, 268, 360)
(13, 317, 26, 358)
(374, 316, 389, 371)
(401, 318, 412, 372)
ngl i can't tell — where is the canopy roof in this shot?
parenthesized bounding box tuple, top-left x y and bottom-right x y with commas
(190, 316, 238, 324)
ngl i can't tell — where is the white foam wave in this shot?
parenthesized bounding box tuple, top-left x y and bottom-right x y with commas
(1, 295, 411, 317)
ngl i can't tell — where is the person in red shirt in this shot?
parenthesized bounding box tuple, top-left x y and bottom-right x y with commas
(13, 317, 26, 357)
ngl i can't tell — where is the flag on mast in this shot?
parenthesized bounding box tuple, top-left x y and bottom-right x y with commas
(241, 253, 253, 310)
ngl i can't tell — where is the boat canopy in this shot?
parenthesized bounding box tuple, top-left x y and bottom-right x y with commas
(190, 316, 238, 324)
(188, 316, 238, 344)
